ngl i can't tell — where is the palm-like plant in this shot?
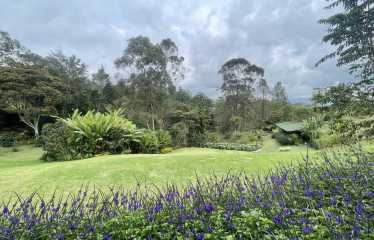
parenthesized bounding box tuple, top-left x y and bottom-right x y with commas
(59, 109, 138, 154)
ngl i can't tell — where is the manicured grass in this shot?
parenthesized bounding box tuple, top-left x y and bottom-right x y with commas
(0, 141, 314, 199)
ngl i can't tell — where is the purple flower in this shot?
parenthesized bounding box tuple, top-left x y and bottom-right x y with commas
(2, 207, 9, 215)
(154, 202, 163, 213)
(302, 225, 313, 234)
(367, 191, 374, 198)
(352, 225, 360, 236)
(196, 233, 204, 240)
(56, 233, 64, 240)
(304, 188, 313, 198)
(283, 208, 291, 217)
(355, 202, 364, 217)
(273, 215, 282, 225)
(103, 234, 112, 240)
(204, 203, 214, 214)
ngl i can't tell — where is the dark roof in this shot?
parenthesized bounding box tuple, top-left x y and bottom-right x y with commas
(275, 122, 304, 132)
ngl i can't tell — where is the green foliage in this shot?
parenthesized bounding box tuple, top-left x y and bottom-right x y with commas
(204, 142, 261, 152)
(60, 109, 137, 155)
(0, 67, 66, 139)
(206, 132, 219, 143)
(156, 130, 172, 149)
(0, 133, 17, 147)
(160, 147, 173, 154)
(40, 122, 74, 161)
(312, 133, 339, 149)
(169, 122, 188, 147)
(272, 132, 294, 145)
(303, 115, 323, 141)
(139, 130, 160, 154)
(228, 131, 262, 144)
(317, 0, 374, 85)
(41, 109, 141, 161)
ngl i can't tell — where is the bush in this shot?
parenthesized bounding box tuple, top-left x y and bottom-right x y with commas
(204, 142, 261, 152)
(206, 132, 219, 143)
(60, 109, 137, 155)
(313, 133, 339, 149)
(272, 132, 294, 145)
(1, 150, 373, 239)
(138, 130, 159, 154)
(40, 122, 75, 161)
(0, 133, 17, 147)
(160, 147, 173, 154)
(156, 130, 172, 149)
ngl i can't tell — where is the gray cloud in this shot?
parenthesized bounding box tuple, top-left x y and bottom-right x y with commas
(0, 0, 352, 102)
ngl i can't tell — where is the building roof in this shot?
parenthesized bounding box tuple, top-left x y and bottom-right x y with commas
(275, 122, 304, 133)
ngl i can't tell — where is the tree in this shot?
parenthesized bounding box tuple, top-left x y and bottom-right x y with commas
(44, 51, 91, 114)
(0, 31, 45, 67)
(257, 78, 270, 122)
(316, 0, 374, 87)
(218, 58, 264, 130)
(92, 65, 110, 91)
(273, 81, 288, 103)
(115, 36, 184, 130)
(0, 67, 65, 139)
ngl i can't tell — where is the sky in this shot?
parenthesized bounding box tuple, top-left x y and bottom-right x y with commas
(0, 0, 353, 103)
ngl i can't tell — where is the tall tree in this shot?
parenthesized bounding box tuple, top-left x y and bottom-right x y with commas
(316, 0, 374, 86)
(92, 65, 110, 91)
(0, 67, 65, 139)
(115, 36, 184, 130)
(218, 58, 264, 127)
(257, 78, 270, 123)
(273, 81, 288, 103)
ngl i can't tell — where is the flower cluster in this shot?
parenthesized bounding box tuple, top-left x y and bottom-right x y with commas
(0, 149, 373, 239)
(204, 142, 261, 152)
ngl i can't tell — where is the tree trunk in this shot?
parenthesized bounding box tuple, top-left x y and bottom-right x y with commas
(18, 113, 40, 140)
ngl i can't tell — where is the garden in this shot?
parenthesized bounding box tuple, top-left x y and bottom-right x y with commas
(1, 0, 374, 238)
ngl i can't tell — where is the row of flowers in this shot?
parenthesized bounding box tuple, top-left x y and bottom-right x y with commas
(0, 148, 373, 239)
(203, 142, 262, 152)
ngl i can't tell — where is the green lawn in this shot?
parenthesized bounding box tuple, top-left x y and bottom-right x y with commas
(0, 141, 313, 199)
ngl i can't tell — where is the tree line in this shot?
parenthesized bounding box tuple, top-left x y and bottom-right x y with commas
(0, 31, 309, 143)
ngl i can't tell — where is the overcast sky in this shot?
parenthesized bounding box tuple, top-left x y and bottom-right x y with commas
(0, 0, 352, 102)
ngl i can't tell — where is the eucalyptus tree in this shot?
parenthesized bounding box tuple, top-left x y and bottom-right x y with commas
(273, 81, 288, 103)
(257, 78, 270, 123)
(115, 36, 184, 130)
(92, 65, 110, 91)
(218, 58, 264, 130)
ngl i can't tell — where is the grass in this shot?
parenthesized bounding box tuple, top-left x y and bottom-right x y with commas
(0, 139, 314, 199)
(1, 137, 372, 200)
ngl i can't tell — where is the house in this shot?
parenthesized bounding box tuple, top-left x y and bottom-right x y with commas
(275, 121, 304, 134)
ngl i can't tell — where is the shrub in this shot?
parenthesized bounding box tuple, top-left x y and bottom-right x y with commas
(204, 142, 261, 152)
(138, 130, 159, 154)
(156, 130, 172, 149)
(313, 133, 339, 149)
(1, 150, 373, 239)
(160, 147, 173, 154)
(54, 109, 139, 158)
(40, 122, 75, 161)
(273, 132, 294, 145)
(206, 132, 219, 143)
(0, 133, 17, 147)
